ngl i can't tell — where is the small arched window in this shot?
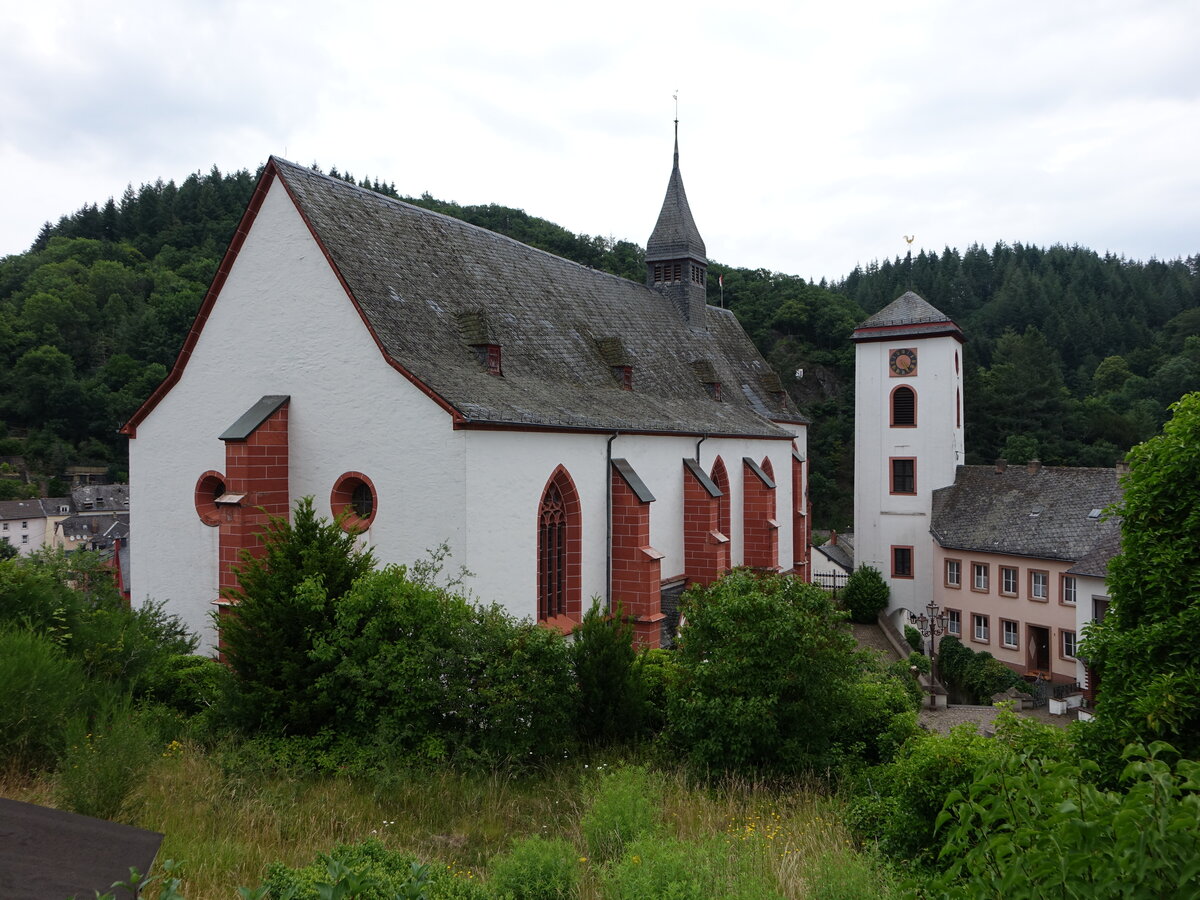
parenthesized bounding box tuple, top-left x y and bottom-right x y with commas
(891, 385, 917, 427)
(194, 471, 226, 526)
(331, 472, 378, 531)
(537, 467, 581, 623)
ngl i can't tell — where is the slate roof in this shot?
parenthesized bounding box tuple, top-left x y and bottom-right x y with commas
(1067, 528, 1122, 578)
(931, 465, 1121, 563)
(72, 483, 129, 512)
(816, 535, 854, 572)
(851, 291, 964, 342)
(271, 157, 800, 437)
(0, 497, 73, 521)
(645, 135, 706, 263)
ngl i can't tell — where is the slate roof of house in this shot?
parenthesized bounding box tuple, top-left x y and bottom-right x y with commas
(816, 533, 854, 572)
(851, 291, 964, 342)
(270, 157, 800, 437)
(71, 483, 129, 512)
(59, 514, 129, 544)
(931, 465, 1121, 563)
(0, 497, 73, 521)
(645, 135, 706, 263)
(1067, 528, 1122, 578)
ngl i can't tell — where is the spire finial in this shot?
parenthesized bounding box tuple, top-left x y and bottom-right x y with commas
(672, 90, 679, 167)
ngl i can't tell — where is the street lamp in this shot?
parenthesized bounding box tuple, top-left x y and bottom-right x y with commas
(910, 599, 949, 684)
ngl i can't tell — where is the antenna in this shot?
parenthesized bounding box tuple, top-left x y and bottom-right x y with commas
(903, 234, 915, 289)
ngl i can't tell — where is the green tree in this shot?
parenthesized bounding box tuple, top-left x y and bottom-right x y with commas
(666, 570, 904, 771)
(219, 497, 376, 734)
(841, 564, 890, 624)
(1081, 391, 1200, 765)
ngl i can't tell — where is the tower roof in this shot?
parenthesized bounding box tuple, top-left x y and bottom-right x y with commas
(851, 291, 963, 342)
(646, 130, 706, 262)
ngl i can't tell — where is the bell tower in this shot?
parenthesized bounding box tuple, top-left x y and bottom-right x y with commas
(646, 119, 708, 327)
(852, 291, 965, 616)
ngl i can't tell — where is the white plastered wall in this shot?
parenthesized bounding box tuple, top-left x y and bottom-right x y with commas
(129, 177, 465, 653)
(854, 335, 964, 616)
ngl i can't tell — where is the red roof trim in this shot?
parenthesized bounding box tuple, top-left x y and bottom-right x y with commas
(121, 162, 279, 437)
(120, 158, 466, 439)
(452, 419, 793, 440)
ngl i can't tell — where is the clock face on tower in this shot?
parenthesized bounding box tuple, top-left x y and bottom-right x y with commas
(889, 347, 918, 377)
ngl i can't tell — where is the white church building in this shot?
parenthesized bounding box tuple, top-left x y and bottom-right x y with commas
(123, 141, 810, 655)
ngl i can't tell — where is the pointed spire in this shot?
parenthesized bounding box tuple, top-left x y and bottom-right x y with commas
(646, 119, 706, 263)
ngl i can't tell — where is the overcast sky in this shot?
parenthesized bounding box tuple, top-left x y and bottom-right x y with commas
(2, 0, 1197, 282)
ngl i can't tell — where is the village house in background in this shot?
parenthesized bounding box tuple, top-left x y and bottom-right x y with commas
(122, 136, 811, 655)
(850, 290, 1117, 693)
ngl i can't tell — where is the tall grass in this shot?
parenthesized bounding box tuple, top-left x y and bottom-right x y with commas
(2, 744, 901, 899)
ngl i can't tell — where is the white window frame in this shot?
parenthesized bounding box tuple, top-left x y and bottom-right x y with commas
(1031, 570, 1049, 601)
(1001, 566, 1018, 595)
(947, 609, 961, 637)
(1062, 630, 1077, 659)
(1002, 620, 1019, 648)
(972, 563, 989, 591)
(973, 614, 990, 642)
(1062, 575, 1077, 605)
(945, 559, 961, 588)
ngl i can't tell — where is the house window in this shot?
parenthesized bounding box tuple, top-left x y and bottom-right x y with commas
(890, 458, 916, 495)
(1, 523, 6, 531)
(1061, 575, 1077, 605)
(22, 534, 30, 544)
(331, 472, 378, 531)
(1030, 570, 1049, 601)
(22, 521, 28, 529)
(1002, 620, 1019, 649)
(891, 386, 916, 426)
(892, 545, 913, 578)
(613, 365, 633, 390)
(1092, 597, 1109, 623)
(1062, 630, 1077, 659)
(537, 467, 581, 624)
(947, 609, 961, 637)
(973, 614, 990, 643)
(972, 563, 989, 592)
(945, 559, 961, 588)
(1001, 566, 1018, 596)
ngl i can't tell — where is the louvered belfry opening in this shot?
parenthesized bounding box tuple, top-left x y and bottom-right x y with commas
(892, 386, 916, 425)
(538, 482, 568, 620)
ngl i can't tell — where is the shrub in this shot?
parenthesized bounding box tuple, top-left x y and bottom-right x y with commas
(635, 648, 676, 735)
(936, 742, 1200, 898)
(908, 652, 931, 675)
(833, 671, 921, 765)
(601, 834, 783, 900)
(0, 627, 85, 769)
(570, 600, 642, 745)
(489, 835, 578, 900)
(580, 766, 658, 864)
(935, 637, 1024, 703)
(309, 566, 576, 765)
(263, 839, 485, 900)
(847, 724, 1003, 861)
(220, 497, 376, 735)
(841, 566, 890, 624)
(667, 570, 866, 772)
(56, 689, 159, 821)
(904, 624, 924, 653)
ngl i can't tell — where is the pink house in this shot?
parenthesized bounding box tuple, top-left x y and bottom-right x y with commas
(930, 459, 1121, 684)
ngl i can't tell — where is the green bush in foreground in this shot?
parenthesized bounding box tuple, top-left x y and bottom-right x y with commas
(602, 834, 783, 900)
(580, 766, 658, 864)
(0, 626, 85, 769)
(263, 839, 484, 900)
(489, 835, 578, 900)
(935, 742, 1200, 898)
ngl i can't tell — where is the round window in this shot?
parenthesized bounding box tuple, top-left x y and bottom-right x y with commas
(331, 472, 378, 531)
(194, 471, 226, 526)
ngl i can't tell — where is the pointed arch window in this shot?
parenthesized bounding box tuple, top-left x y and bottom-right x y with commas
(891, 385, 916, 427)
(537, 467, 581, 624)
(710, 456, 731, 540)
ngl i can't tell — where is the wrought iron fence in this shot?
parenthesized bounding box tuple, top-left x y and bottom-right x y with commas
(812, 571, 850, 595)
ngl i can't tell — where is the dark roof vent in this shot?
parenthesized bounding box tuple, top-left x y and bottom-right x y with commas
(595, 337, 631, 367)
(690, 359, 719, 384)
(758, 372, 784, 394)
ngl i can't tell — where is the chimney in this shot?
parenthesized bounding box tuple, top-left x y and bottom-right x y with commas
(1115, 460, 1130, 476)
(994, 458, 1007, 474)
(1027, 459, 1042, 475)
(830, 529, 838, 546)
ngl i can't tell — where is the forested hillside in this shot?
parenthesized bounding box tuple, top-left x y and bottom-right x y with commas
(1, 163, 1197, 525)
